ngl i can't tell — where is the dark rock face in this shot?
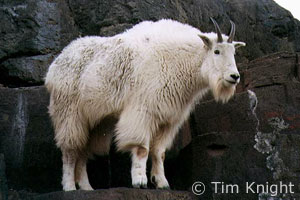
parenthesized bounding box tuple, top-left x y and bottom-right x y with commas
(0, 86, 62, 192)
(1, 54, 55, 85)
(0, 0, 78, 87)
(0, 154, 8, 200)
(1, 0, 300, 86)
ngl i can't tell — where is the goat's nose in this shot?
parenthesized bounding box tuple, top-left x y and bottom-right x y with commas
(230, 74, 240, 81)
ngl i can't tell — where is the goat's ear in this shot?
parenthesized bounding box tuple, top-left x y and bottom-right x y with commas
(199, 34, 212, 49)
(233, 41, 246, 49)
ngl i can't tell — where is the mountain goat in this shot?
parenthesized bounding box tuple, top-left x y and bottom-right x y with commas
(45, 18, 245, 191)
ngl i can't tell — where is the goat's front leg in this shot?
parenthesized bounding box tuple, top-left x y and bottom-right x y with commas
(62, 149, 77, 191)
(150, 147, 170, 189)
(131, 146, 149, 188)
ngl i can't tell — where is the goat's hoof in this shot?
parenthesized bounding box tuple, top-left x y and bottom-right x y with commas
(132, 174, 148, 189)
(133, 183, 148, 189)
(63, 186, 77, 191)
(159, 186, 170, 190)
(151, 175, 170, 189)
(141, 183, 148, 189)
(80, 185, 94, 191)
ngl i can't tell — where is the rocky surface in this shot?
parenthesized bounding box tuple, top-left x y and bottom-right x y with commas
(1, 0, 300, 86)
(22, 188, 196, 200)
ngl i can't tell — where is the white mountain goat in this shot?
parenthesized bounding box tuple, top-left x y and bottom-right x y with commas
(45, 18, 245, 191)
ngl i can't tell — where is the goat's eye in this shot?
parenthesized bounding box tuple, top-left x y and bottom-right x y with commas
(214, 50, 220, 55)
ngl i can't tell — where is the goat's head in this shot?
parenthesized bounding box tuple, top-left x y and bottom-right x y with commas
(199, 18, 246, 103)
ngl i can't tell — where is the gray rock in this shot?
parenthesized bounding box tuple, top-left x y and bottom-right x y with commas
(0, 86, 61, 192)
(0, 0, 78, 86)
(1, 54, 54, 85)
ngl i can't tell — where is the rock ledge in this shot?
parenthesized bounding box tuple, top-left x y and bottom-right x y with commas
(23, 188, 196, 200)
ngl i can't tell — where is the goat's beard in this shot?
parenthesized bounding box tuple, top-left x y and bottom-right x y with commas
(210, 76, 236, 104)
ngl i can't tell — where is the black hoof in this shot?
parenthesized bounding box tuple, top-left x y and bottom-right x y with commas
(132, 183, 148, 189)
(151, 176, 170, 190)
(151, 176, 156, 185)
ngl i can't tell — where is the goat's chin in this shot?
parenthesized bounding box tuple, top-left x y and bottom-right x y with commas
(211, 81, 236, 104)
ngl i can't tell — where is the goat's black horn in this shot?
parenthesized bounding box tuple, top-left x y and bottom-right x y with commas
(228, 20, 235, 43)
(210, 17, 223, 43)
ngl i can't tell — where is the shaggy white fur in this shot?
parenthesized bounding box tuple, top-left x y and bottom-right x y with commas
(45, 19, 245, 191)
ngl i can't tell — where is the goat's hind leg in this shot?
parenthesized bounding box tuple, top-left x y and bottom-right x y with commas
(75, 153, 93, 190)
(74, 129, 113, 191)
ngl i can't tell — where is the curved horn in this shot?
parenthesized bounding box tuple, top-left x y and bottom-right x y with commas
(210, 17, 223, 43)
(228, 20, 235, 43)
